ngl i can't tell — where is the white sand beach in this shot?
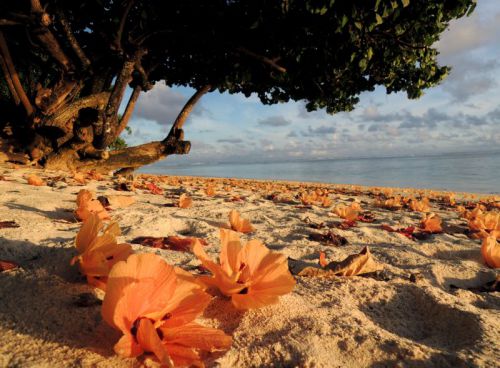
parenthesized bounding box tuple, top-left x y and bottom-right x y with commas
(0, 165, 498, 367)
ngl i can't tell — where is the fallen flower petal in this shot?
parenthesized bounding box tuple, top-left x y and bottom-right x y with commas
(319, 252, 328, 268)
(26, 174, 45, 186)
(102, 253, 231, 366)
(145, 182, 164, 195)
(71, 213, 132, 290)
(481, 232, 500, 268)
(74, 189, 110, 221)
(178, 193, 193, 208)
(333, 204, 359, 221)
(193, 229, 295, 309)
(420, 213, 443, 234)
(229, 210, 254, 233)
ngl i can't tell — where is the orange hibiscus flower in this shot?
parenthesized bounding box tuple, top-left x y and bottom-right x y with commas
(74, 189, 110, 221)
(70, 213, 132, 290)
(228, 210, 253, 233)
(102, 253, 231, 367)
(193, 229, 295, 309)
(482, 231, 500, 268)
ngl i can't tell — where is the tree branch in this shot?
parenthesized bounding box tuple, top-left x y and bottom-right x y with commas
(0, 53, 20, 105)
(0, 31, 34, 115)
(113, 0, 135, 52)
(0, 19, 23, 26)
(97, 49, 145, 148)
(236, 47, 287, 73)
(56, 12, 91, 69)
(60, 84, 211, 173)
(164, 84, 211, 143)
(30, 1, 73, 71)
(116, 85, 141, 137)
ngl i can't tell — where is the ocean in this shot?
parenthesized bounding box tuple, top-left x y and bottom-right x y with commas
(142, 151, 500, 194)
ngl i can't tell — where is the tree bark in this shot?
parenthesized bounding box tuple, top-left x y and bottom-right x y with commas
(165, 84, 211, 142)
(116, 85, 141, 137)
(0, 53, 20, 105)
(30, 0, 73, 71)
(57, 12, 91, 69)
(45, 92, 110, 132)
(0, 32, 34, 115)
(97, 50, 145, 148)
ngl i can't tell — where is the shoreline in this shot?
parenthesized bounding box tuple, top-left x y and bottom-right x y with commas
(0, 165, 498, 367)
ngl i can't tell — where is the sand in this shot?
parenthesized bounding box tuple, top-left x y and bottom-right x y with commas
(0, 165, 498, 368)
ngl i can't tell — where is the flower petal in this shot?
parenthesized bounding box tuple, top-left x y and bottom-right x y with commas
(114, 333, 143, 358)
(238, 239, 270, 277)
(154, 268, 211, 327)
(232, 292, 280, 310)
(102, 254, 177, 332)
(162, 322, 232, 352)
(164, 344, 203, 368)
(75, 213, 103, 254)
(136, 318, 173, 367)
(220, 228, 242, 275)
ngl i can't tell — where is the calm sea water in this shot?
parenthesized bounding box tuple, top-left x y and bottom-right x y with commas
(143, 151, 500, 194)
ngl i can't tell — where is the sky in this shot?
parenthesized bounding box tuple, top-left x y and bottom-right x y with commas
(124, 0, 500, 166)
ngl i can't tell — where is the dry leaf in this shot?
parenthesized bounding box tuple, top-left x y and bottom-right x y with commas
(131, 236, 207, 252)
(358, 212, 376, 223)
(145, 182, 163, 195)
(0, 259, 19, 272)
(101, 195, 136, 208)
(308, 231, 348, 246)
(380, 224, 415, 240)
(229, 210, 253, 233)
(178, 193, 193, 208)
(0, 220, 20, 229)
(27, 174, 45, 186)
(325, 246, 383, 276)
(335, 220, 357, 230)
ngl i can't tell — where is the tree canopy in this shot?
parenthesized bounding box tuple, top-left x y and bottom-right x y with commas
(0, 0, 476, 172)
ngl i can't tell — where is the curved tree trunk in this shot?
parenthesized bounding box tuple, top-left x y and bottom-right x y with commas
(0, 4, 211, 174)
(42, 85, 210, 173)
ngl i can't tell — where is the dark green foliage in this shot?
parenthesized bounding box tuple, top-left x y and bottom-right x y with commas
(0, 0, 476, 119)
(109, 126, 131, 151)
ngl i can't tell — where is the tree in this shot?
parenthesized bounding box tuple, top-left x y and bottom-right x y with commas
(0, 0, 476, 173)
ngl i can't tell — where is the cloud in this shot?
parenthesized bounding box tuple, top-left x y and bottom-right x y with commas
(436, 8, 500, 58)
(440, 58, 498, 102)
(301, 125, 336, 137)
(134, 82, 204, 125)
(217, 138, 243, 144)
(360, 107, 495, 130)
(257, 115, 292, 127)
